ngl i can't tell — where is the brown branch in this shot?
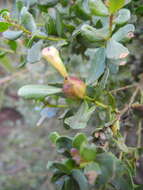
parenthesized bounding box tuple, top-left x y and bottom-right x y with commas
(117, 86, 140, 120)
(109, 14, 114, 34)
(110, 83, 138, 94)
(0, 69, 27, 85)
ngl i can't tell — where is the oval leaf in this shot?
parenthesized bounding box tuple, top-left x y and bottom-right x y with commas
(72, 133, 88, 150)
(72, 169, 89, 190)
(3, 30, 23, 40)
(18, 84, 62, 99)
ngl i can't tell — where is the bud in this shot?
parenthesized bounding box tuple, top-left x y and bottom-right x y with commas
(42, 46, 68, 78)
(63, 76, 86, 99)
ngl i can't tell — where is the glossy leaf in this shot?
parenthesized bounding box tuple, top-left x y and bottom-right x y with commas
(65, 102, 95, 129)
(18, 85, 62, 99)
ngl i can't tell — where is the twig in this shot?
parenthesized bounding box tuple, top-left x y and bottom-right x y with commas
(84, 96, 109, 109)
(128, 86, 140, 107)
(0, 69, 27, 85)
(117, 86, 140, 120)
(137, 120, 142, 148)
(0, 47, 14, 54)
(110, 83, 138, 94)
(3, 16, 66, 41)
(109, 14, 114, 35)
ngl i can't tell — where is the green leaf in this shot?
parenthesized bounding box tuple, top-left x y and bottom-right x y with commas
(63, 177, 79, 190)
(85, 48, 106, 84)
(60, 0, 70, 7)
(27, 40, 43, 63)
(7, 40, 18, 51)
(0, 22, 11, 32)
(89, 0, 109, 16)
(0, 9, 9, 17)
(18, 84, 62, 99)
(3, 30, 23, 40)
(56, 136, 72, 154)
(111, 176, 133, 190)
(65, 102, 95, 129)
(45, 15, 56, 35)
(114, 9, 131, 25)
(84, 162, 101, 175)
(56, 10, 64, 37)
(38, 0, 59, 7)
(51, 162, 71, 174)
(49, 132, 60, 144)
(108, 0, 125, 13)
(64, 159, 77, 171)
(112, 24, 135, 43)
(96, 152, 129, 186)
(72, 169, 89, 190)
(106, 39, 129, 60)
(16, 0, 24, 12)
(73, 0, 91, 20)
(80, 143, 97, 161)
(136, 6, 143, 16)
(81, 24, 110, 43)
(72, 133, 88, 150)
(21, 7, 37, 32)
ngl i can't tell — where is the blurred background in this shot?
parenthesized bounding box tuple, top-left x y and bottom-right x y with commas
(0, 0, 143, 190)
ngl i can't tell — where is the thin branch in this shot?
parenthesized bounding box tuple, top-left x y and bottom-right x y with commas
(0, 69, 27, 85)
(109, 14, 114, 35)
(137, 120, 142, 148)
(3, 16, 66, 41)
(110, 83, 138, 94)
(0, 47, 14, 54)
(117, 86, 140, 120)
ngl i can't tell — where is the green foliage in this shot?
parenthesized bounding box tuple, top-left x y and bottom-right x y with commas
(0, 22, 11, 32)
(65, 102, 96, 129)
(1, 0, 142, 189)
(18, 85, 62, 99)
(108, 0, 125, 13)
